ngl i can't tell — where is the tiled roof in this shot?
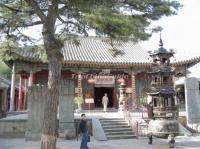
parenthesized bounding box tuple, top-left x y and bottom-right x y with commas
(5, 37, 200, 68)
(0, 75, 19, 89)
(61, 37, 150, 64)
(20, 49, 41, 62)
(172, 57, 200, 67)
(0, 75, 11, 87)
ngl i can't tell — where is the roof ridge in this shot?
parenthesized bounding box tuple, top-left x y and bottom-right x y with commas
(68, 36, 137, 43)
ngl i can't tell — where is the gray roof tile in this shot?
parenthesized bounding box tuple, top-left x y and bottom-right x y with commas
(11, 37, 200, 68)
(62, 37, 150, 63)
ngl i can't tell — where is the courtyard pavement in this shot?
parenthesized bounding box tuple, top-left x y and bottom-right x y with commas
(1, 110, 195, 149)
(0, 135, 200, 149)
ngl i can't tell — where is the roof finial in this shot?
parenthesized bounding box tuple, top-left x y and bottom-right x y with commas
(159, 32, 163, 47)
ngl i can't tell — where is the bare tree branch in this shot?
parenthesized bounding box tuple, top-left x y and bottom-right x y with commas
(57, 15, 70, 24)
(23, 21, 42, 27)
(16, 28, 36, 42)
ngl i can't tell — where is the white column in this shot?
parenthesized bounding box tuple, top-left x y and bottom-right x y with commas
(28, 71, 33, 87)
(9, 63, 16, 111)
(18, 76, 23, 110)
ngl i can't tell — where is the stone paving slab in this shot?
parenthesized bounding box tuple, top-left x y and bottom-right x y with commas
(0, 136, 200, 149)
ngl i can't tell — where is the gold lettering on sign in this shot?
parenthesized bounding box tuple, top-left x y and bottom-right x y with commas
(94, 76, 115, 85)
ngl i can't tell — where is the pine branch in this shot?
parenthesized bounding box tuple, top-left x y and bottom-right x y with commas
(0, 3, 21, 12)
(122, 0, 139, 10)
(24, 0, 47, 23)
(57, 15, 88, 36)
(0, 3, 47, 14)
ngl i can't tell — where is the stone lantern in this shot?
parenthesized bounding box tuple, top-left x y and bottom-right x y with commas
(146, 36, 179, 147)
(118, 81, 127, 111)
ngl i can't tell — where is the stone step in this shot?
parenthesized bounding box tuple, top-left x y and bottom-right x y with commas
(101, 122, 128, 126)
(102, 125, 130, 129)
(100, 120, 126, 124)
(105, 131, 135, 136)
(107, 134, 137, 140)
(99, 118, 124, 121)
(104, 128, 132, 132)
(100, 120, 127, 123)
(99, 119, 125, 122)
(99, 118, 137, 140)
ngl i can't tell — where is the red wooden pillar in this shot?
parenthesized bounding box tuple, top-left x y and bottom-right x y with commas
(78, 73, 82, 97)
(132, 73, 137, 107)
(32, 73, 37, 85)
(18, 76, 23, 110)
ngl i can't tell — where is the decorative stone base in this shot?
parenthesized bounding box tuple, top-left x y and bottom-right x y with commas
(148, 120, 179, 138)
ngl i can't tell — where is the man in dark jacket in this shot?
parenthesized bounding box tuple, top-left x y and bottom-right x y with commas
(78, 113, 89, 149)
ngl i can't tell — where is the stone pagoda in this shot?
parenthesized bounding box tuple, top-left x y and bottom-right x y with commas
(146, 36, 179, 147)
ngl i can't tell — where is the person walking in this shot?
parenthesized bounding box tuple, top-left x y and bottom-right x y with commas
(78, 113, 89, 149)
(102, 93, 109, 112)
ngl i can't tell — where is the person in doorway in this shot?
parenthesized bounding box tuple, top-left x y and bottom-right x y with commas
(78, 113, 89, 149)
(102, 93, 109, 112)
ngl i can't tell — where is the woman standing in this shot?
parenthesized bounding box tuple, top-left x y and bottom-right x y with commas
(102, 93, 109, 112)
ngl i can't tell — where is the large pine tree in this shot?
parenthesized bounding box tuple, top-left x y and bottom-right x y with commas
(0, 0, 181, 149)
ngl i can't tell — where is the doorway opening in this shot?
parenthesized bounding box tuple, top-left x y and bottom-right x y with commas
(94, 87, 113, 108)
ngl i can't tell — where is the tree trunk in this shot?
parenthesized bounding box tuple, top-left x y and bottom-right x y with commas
(41, 56, 62, 149)
(39, 2, 63, 148)
(41, 29, 63, 149)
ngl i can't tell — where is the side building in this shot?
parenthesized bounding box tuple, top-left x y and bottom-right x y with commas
(0, 75, 18, 117)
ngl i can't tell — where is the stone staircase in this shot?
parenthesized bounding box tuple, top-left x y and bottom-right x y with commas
(99, 118, 136, 140)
